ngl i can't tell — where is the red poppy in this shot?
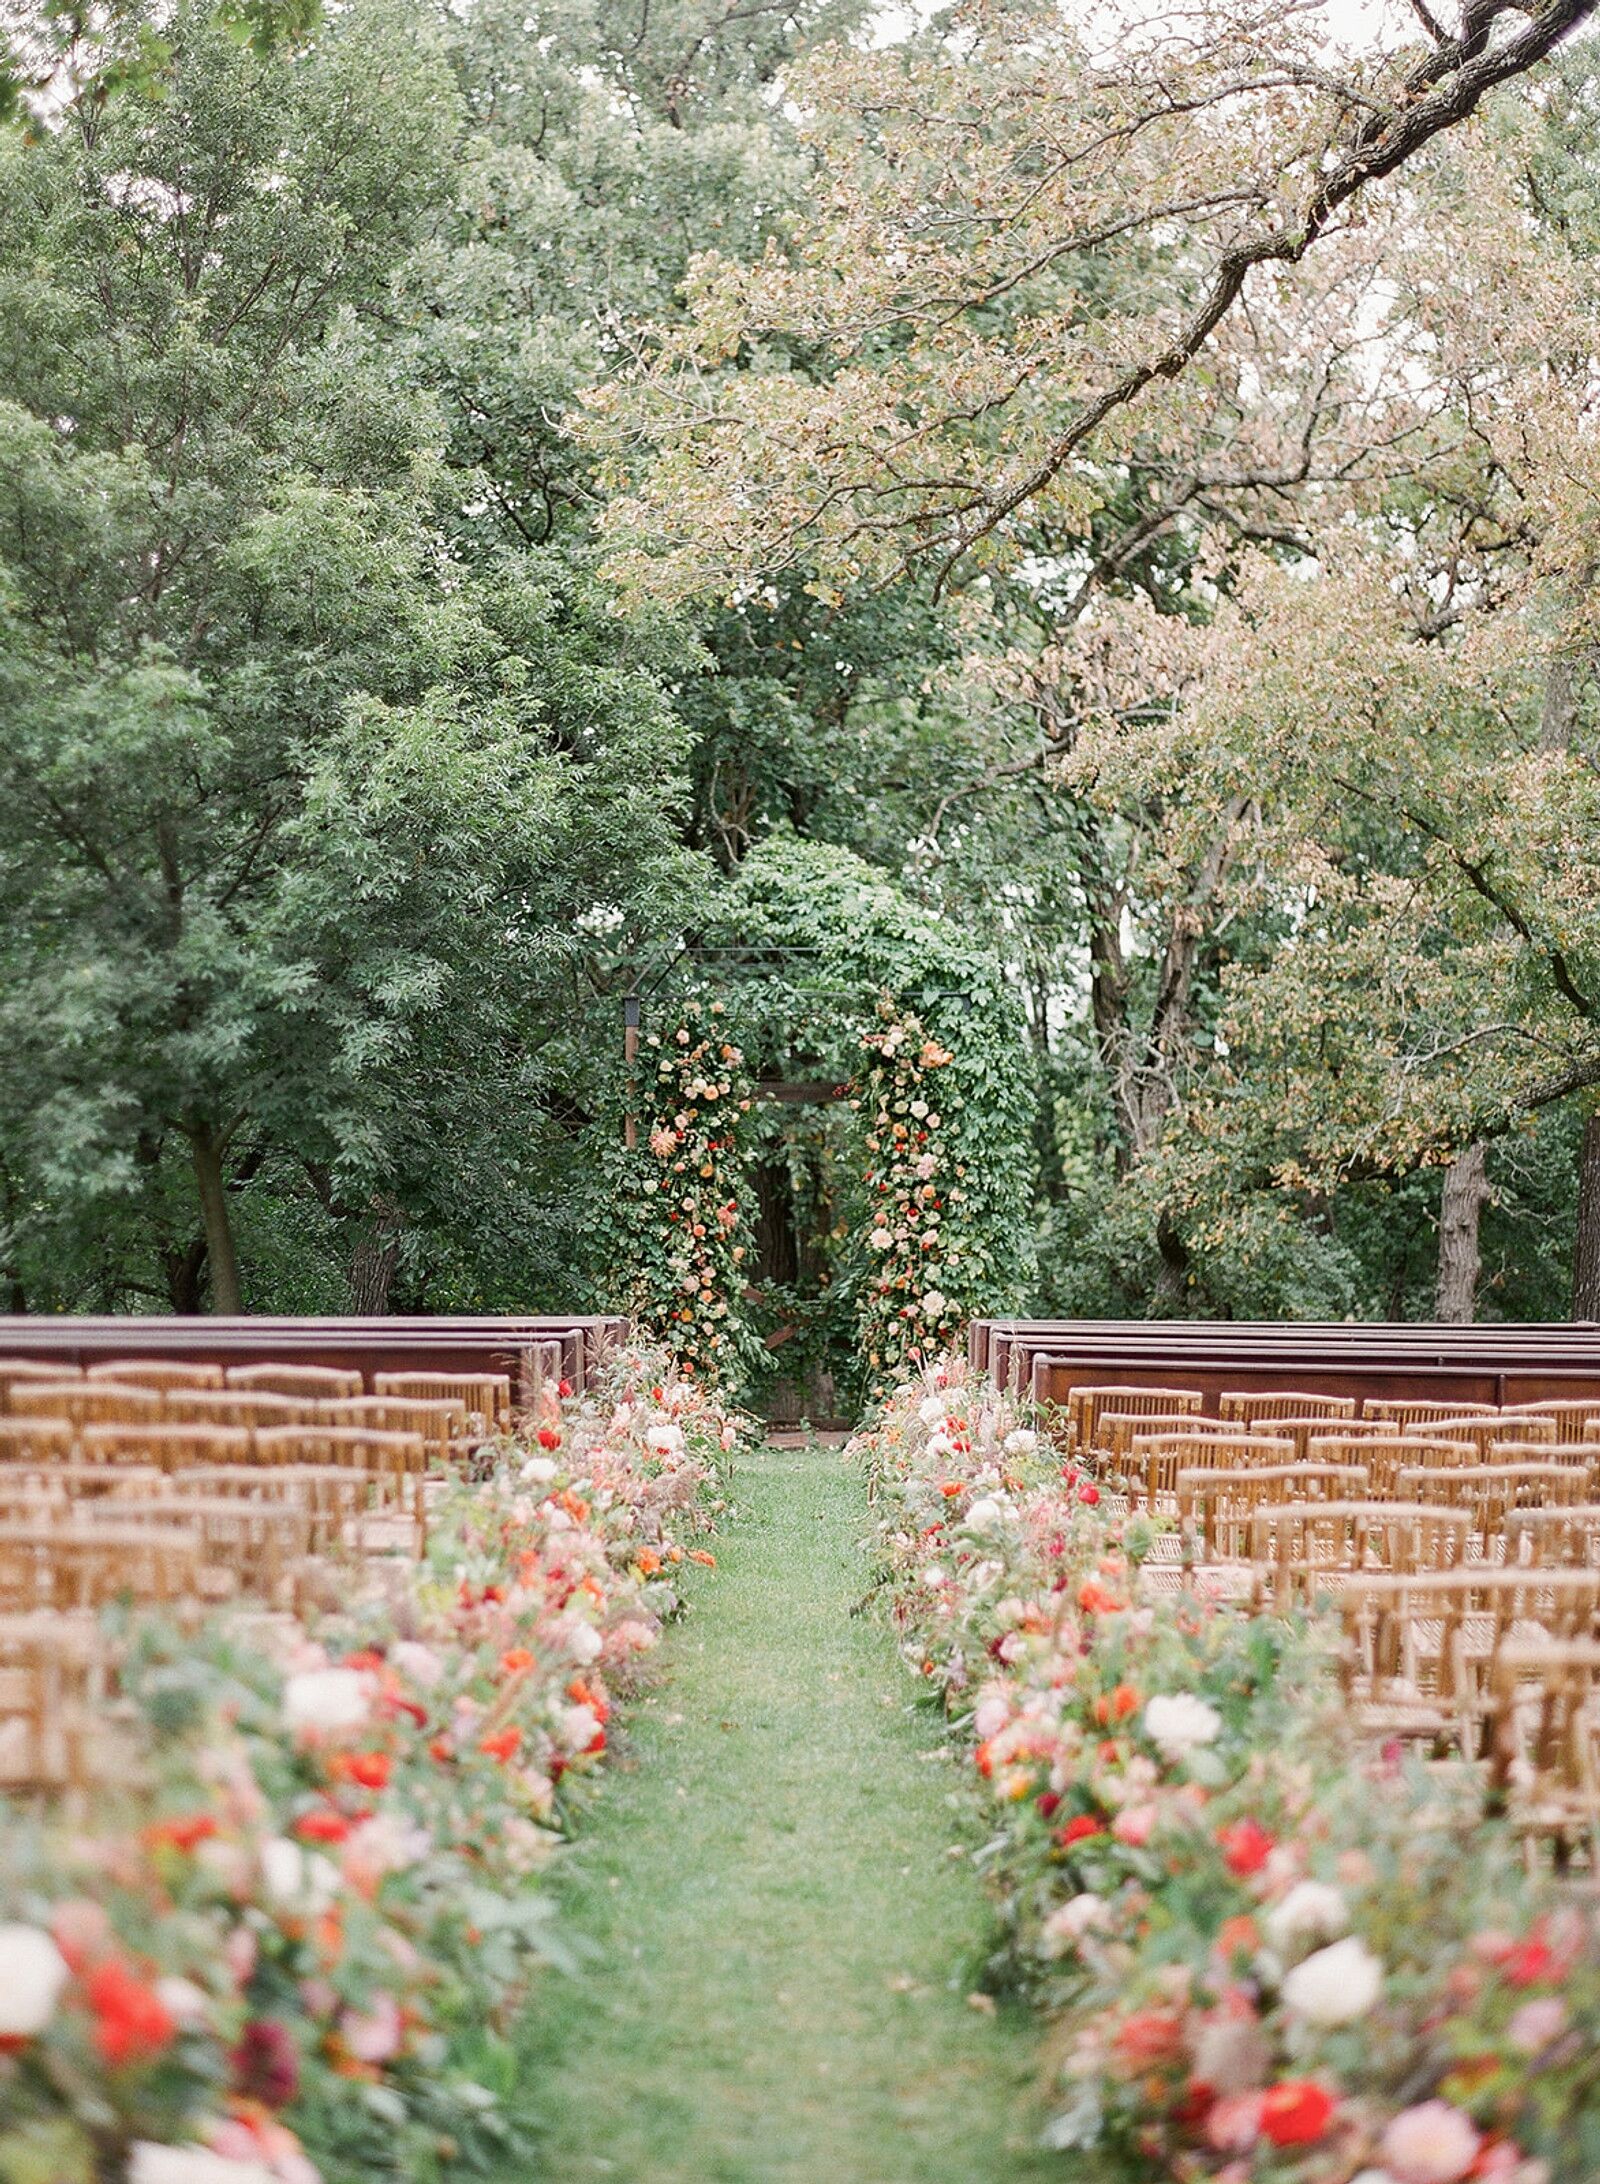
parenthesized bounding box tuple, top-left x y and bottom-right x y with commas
(1258, 2081, 1336, 2147)
(1057, 1814, 1105, 1848)
(143, 1813, 219, 1853)
(1217, 1819, 1275, 1878)
(295, 1808, 356, 1845)
(328, 1751, 391, 1792)
(85, 1959, 177, 2069)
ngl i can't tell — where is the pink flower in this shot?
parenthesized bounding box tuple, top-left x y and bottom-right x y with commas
(1113, 1804, 1158, 1846)
(1507, 1995, 1567, 2053)
(1206, 2092, 1264, 2152)
(341, 1991, 404, 2064)
(1380, 2100, 1482, 2184)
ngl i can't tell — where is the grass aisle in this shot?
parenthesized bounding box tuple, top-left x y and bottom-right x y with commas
(510, 1442, 1062, 2184)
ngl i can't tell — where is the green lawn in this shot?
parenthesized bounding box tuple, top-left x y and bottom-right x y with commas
(503, 1442, 1064, 2184)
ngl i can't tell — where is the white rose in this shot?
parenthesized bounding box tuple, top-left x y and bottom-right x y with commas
(1142, 1693, 1222, 1759)
(646, 1422, 685, 1458)
(1281, 1935, 1384, 2025)
(918, 1395, 947, 1428)
(1265, 1880, 1349, 1955)
(260, 1837, 340, 1916)
(558, 1703, 603, 1752)
(1040, 1894, 1109, 1955)
(128, 2150, 278, 2184)
(1002, 1429, 1038, 1457)
(560, 1619, 603, 1665)
(0, 1922, 69, 2038)
(519, 1455, 558, 1486)
(925, 1430, 955, 1460)
(282, 1667, 369, 1737)
(964, 1496, 1005, 1531)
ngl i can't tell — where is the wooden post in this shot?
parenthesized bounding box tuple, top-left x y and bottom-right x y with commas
(623, 994, 640, 1150)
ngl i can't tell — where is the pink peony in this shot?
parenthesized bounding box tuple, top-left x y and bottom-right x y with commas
(1380, 2100, 1482, 2184)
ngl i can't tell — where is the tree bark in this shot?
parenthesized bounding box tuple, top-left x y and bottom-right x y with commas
(348, 1195, 403, 1315)
(1435, 1139, 1490, 1322)
(1573, 1113, 1600, 1320)
(189, 1123, 243, 1313)
(163, 1234, 210, 1315)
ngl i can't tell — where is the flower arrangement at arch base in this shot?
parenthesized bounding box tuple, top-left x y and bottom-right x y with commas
(853, 1359, 1600, 2184)
(0, 1350, 750, 2184)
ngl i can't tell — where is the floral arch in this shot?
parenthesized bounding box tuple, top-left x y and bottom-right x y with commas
(604, 836, 1036, 1409)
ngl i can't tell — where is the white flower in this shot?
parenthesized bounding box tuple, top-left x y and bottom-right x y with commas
(518, 1455, 558, 1486)
(920, 1563, 948, 1589)
(282, 1668, 369, 1737)
(925, 1429, 955, 1461)
(260, 1838, 340, 1916)
(921, 1289, 948, 1317)
(1002, 1429, 1037, 1457)
(557, 1618, 603, 1665)
(128, 2150, 278, 2184)
(155, 1977, 210, 2027)
(1281, 1935, 1384, 2025)
(1040, 1895, 1109, 1955)
(1142, 1693, 1222, 1759)
(557, 1703, 603, 1752)
(1265, 1880, 1349, 1955)
(974, 1692, 1011, 1740)
(390, 1640, 444, 1690)
(964, 1496, 1006, 1531)
(0, 1923, 69, 2037)
(917, 1394, 947, 1428)
(871, 1227, 895, 1251)
(645, 1422, 685, 1458)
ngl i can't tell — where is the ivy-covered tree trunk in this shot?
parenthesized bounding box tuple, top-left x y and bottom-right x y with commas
(1435, 1140, 1489, 1323)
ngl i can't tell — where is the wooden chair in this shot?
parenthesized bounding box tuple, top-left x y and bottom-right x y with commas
(1312, 1434, 1468, 1499)
(1506, 1505, 1600, 1570)
(1395, 1463, 1588, 1558)
(1428, 1414, 1557, 1458)
(184, 1463, 376, 1554)
(85, 1359, 226, 1390)
(78, 1497, 312, 1606)
(1177, 1464, 1367, 1562)
(1129, 1431, 1291, 1513)
(1250, 1501, 1473, 1608)
(372, 1371, 512, 1435)
(226, 1362, 364, 1400)
(0, 1612, 103, 1793)
(0, 1520, 200, 1611)
(253, 1427, 427, 1548)
(78, 1423, 253, 1474)
(0, 1362, 79, 1414)
(13, 1381, 166, 1429)
(0, 1463, 165, 1510)
(1491, 1439, 1600, 1493)
(1489, 1638, 1600, 1858)
(1342, 1569, 1600, 1753)
(1253, 1415, 1393, 1461)
(1364, 1398, 1497, 1429)
(0, 1419, 75, 1465)
(1096, 1412, 1251, 1467)
(161, 1389, 317, 1431)
(1504, 1400, 1600, 1445)
(1218, 1390, 1356, 1425)
(316, 1395, 462, 1468)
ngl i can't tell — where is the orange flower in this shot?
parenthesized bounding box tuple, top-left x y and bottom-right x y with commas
(634, 1548, 663, 1577)
(499, 1648, 536, 1676)
(1093, 1684, 1140, 1726)
(143, 1812, 220, 1853)
(689, 1549, 716, 1567)
(328, 1751, 391, 1792)
(479, 1727, 522, 1763)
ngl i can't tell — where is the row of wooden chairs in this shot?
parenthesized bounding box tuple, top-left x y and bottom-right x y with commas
(0, 1360, 512, 1432)
(1068, 1383, 1600, 1455)
(1121, 1428, 1598, 1514)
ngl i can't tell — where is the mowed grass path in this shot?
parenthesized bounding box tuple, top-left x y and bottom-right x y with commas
(510, 1443, 1061, 2184)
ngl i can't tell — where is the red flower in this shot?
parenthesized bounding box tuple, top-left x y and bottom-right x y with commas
(480, 1727, 522, 1762)
(344, 1649, 384, 1672)
(1502, 1929, 1556, 1988)
(537, 1426, 561, 1451)
(329, 1751, 391, 1792)
(143, 1812, 219, 1853)
(295, 1808, 355, 1845)
(1057, 1814, 1105, 1848)
(1112, 2007, 1186, 2070)
(558, 1378, 573, 1398)
(1093, 1684, 1140, 1726)
(85, 1959, 177, 2069)
(1077, 1580, 1125, 1614)
(231, 2016, 300, 2108)
(1217, 1819, 1275, 1878)
(1078, 1481, 1101, 1506)
(1259, 2081, 1336, 2147)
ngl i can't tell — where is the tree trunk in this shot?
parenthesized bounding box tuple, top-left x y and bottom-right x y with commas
(1573, 1114, 1600, 1321)
(348, 1195, 403, 1315)
(1435, 1140, 1489, 1323)
(163, 1234, 210, 1315)
(189, 1123, 243, 1313)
